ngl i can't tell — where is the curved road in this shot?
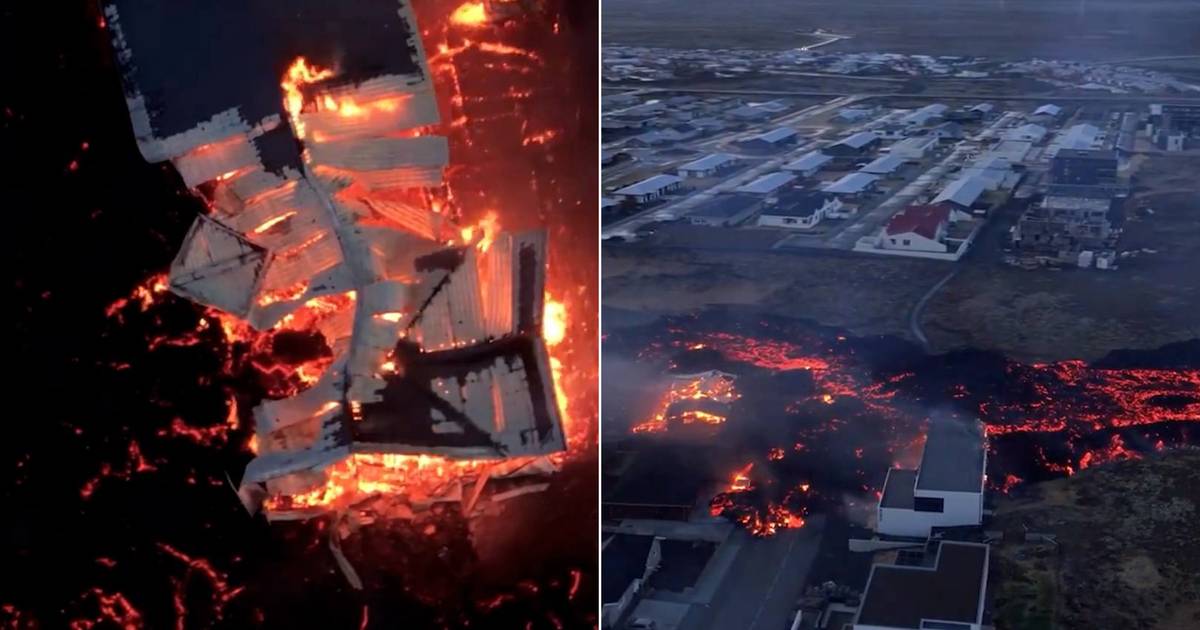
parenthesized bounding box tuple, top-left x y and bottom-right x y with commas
(910, 267, 958, 351)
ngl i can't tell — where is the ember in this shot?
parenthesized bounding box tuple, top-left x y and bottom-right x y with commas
(613, 314, 1198, 536)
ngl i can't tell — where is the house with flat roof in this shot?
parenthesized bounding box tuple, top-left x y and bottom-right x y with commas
(685, 193, 762, 227)
(613, 174, 683, 205)
(677, 153, 740, 178)
(853, 541, 990, 630)
(782, 151, 833, 177)
(758, 191, 841, 229)
(877, 419, 986, 538)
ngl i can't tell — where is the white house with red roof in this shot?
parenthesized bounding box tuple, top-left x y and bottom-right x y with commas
(881, 204, 956, 253)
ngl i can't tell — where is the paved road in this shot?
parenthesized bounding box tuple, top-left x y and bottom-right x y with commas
(696, 516, 825, 630)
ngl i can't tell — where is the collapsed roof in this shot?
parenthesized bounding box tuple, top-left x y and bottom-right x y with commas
(106, 0, 566, 519)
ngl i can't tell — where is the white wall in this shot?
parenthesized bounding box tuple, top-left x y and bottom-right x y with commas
(758, 212, 820, 229)
(881, 229, 946, 253)
(877, 489, 983, 538)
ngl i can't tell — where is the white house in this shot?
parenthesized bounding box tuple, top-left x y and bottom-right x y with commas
(613, 174, 683, 205)
(877, 418, 986, 538)
(880, 204, 953, 253)
(677, 153, 739, 178)
(889, 135, 939, 161)
(757, 191, 841, 229)
(853, 541, 990, 630)
(782, 151, 833, 177)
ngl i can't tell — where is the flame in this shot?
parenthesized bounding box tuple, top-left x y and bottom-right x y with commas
(631, 371, 739, 433)
(450, 2, 488, 27)
(281, 57, 335, 138)
(460, 210, 500, 252)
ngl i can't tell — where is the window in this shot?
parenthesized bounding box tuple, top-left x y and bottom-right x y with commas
(914, 496, 944, 513)
(784, 218, 797, 225)
(890, 238, 897, 244)
(903, 239, 911, 246)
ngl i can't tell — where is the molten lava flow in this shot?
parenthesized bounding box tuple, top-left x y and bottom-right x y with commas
(450, 2, 488, 27)
(622, 317, 1199, 535)
(631, 370, 739, 433)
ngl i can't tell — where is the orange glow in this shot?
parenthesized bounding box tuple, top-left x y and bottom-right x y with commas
(281, 57, 335, 138)
(256, 282, 309, 307)
(252, 212, 297, 235)
(460, 210, 500, 252)
(631, 371, 738, 433)
(450, 2, 488, 27)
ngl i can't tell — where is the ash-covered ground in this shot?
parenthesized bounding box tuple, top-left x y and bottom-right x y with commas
(2, 1, 597, 628)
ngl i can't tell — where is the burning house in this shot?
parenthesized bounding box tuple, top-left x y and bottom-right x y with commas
(877, 419, 986, 539)
(104, 0, 567, 533)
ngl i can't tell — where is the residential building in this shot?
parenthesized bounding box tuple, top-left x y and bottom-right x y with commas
(930, 121, 964, 140)
(1049, 149, 1118, 187)
(932, 176, 987, 211)
(890, 135, 939, 161)
(901, 103, 948, 127)
(823, 172, 880, 198)
(860, 154, 906, 178)
(685, 193, 762, 227)
(852, 541, 990, 630)
(880, 203, 953, 253)
(782, 151, 833, 177)
(735, 171, 797, 196)
(877, 419, 986, 538)
(1004, 123, 1047, 143)
(613, 174, 683, 205)
(757, 191, 841, 229)
(826, 131, 881, 160)
(677, 153, 740, 178)
(736, 127, 800, 152)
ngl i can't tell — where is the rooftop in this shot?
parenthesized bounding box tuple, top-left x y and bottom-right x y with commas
(833, 131, 880, 150)
(855, 542, 989, 629)
(885, 203, 951, 240)
(615, 174, 682, 196)
(736, 171, 797, 194)
(879, 468, 917, 509)
(860, 154, 906, 175)
(782, 151, 833, 172)
(823, 172, 879, 194)
(679, 153, 738, 172)
(743, 127, 799, 144)
(932, 176, 986, 207)
(915, 419, 985, 493)
(764, 191, 834, 218)
(688, 193, 762, 219)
